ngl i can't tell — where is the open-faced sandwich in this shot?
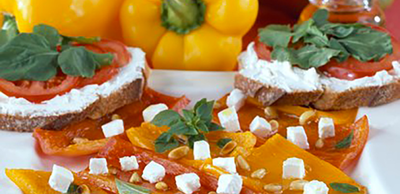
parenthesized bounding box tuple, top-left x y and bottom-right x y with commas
(0, 16, 148, 132)
(236, 9, 400, 110)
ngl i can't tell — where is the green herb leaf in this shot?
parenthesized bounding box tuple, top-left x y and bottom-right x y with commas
(155, 132, 180, 153)
(58, 47, 113, 78)
(188, 133, 206, 148)
(329, 38, 350, 62)
(66, 183, 80, 194)
(194, 98, 214, 123)
(208, 122, 224, 132)
(151, 110, 182, 127)
(182, 109, 195, 121)
(292, 45, 340, 69)
(335, 130, 354, 149)
(259, 25, 292, 47)
(0, 15, 18, 45)
(33, 24, 60, 50)
(271, 46, 293, 62)
(330, 182, 360, 193)
(217, 138, 232, 148)
(292, 20, 314, 43)
(62, 35, 101, 45)
(196, 120, 209, 133)
(312, 9, 329, 27)
(169, 121, 198, 135)
(0, 33, 59, 81)
(303, 26, 329, 47)
(115, 179, 151, 194)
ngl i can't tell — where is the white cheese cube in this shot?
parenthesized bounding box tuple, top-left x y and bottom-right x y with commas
(318, 117, 335, 139)
(175, 173, 201, 194)
(101, 119, 124, 138)
(304, 180, 329, 194)
(89, 158, 109, 175)
(226, 89, 246, 111)
(48, 165, 74, 193)
(249, 116, 273, 138)
(212, 157, 237, 173)
(282, 157, 306, 179)
(142, 103, 168, 122)
(119, 156, 139, 171)
(287, 126, 310, 149)
(193, 140, 211, 160)
(142, 161, 166, 183)
(217, 174, 243, 194)
(218, 107, 241, 132)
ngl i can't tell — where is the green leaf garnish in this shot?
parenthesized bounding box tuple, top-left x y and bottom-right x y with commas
(33, 24, 60, 50)
(115, 179, 151, 194)
(258, 9, 393, 69)
(330, 182, 360, 193)
(0, 14, 18, 45)
(217, 138, 232, 148)
(335, 130, 354, 149)
(152, 98, 223, 153)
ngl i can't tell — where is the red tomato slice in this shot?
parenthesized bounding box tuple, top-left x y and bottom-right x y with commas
(254, 38, 272, 61)
(92, 39, 132, 67)
(0, 76, 81, 103)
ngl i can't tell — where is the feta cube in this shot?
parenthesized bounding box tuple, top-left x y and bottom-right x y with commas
(119, 156, 139, 171)
(142, 103, 168, 122)
(318, 117, 335, 139)
(282, 157, 306, 179)
(218, 107, 241, 132)
(193, 140, 211, 160)
(303, 180, 329, 194)
(212, 157, 237, 173)
(142, 161, 166, 183)
(249, 116, 273, 138)
(216, 174, 243, 194)
(89, 158, 109, 175)
(287, 126, 310, 149)
(226, 89, 246, 111)
(175, 173, 201, 194)
(101, 119, 124, 138)
(48, 165, 74, 193)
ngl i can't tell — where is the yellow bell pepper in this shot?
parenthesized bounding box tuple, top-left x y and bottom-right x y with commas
(0, 0, 124, 40)
(120, 0, 258, 71)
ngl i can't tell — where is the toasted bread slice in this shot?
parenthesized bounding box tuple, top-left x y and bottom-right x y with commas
(0, 48, 148, 132)
(235, 43, 400, 110)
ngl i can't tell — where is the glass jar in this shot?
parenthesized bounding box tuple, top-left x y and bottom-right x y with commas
(299, 0, 386, 26)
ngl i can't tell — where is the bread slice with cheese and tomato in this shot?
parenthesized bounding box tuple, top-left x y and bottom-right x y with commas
(235, 9, 400, 110)
(0, 22, 148, 132)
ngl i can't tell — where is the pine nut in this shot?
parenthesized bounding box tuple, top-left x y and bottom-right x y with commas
(264, 107, 279, 119)
(315, 139, 324, 149)
(220, 141, 237, 156)
(79, 184, 91, 194)
(251, 168, 267, 179)
(236, 155, 251, 171)
(299, 110, 316, 125)
(176, 134, 188, 144)
(72, 137, 89, 144)
(155, 181, 168, 191)
(213, 101, 222, 109)
(111, 114, 121, 120)
(108, 167, 118, 175)
(168, 146, 189, 160)
(263, 183, 283, 192)
(129, 172, 142, 183)
(290, 180, 309, 190)
(269, 120, 279, 131)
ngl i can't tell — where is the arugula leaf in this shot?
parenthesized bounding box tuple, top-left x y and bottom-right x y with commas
(259, 25, 292, 47)
(33, 24, 60, 50)
(217, 138, 232, 148)
(335, 130, 354, 149)
(155, 132, 180, 153)
(115, 179, 151, 194)
(312, 9, 329, 27)
(0, 33, 59, 81)
(151, 110, 182, 127)
(330, 182, 360, 193)
(58, 47, 114, 78)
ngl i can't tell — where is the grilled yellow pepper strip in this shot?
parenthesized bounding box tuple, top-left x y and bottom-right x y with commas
(0, 0, 124, 40)
(120, 0, 258, 71)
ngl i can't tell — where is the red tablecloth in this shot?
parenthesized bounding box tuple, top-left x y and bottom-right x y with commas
(386, 0, 400, 39)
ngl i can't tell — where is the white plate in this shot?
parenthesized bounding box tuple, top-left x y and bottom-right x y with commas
(0, 70, 399, 194)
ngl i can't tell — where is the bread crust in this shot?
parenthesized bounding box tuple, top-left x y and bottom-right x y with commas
(235, 73, 400, 111)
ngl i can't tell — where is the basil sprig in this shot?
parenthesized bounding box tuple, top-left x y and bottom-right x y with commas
(335, 129, 354, 149)
(0, 17, 113, 81)
(152, 99, 223, 153)
(115, 179, 150, 194)
(330, 182, 360, 193)
(258, 9, 393, 69)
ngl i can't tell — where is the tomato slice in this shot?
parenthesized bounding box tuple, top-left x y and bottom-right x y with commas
(254, 38, 272, 61)
(0, 75, 81, 103)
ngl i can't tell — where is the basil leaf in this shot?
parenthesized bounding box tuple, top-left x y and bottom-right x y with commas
(312, 9, 329, 27)
(271, 46, 293, 62)
(217, 138, 232, 148)
(330, 183, 360, 193)
(0, 33, 59, 81)
(182, 109, 195, 121)
(329, 38, 350, 62)
(292, 20, 313, 43)
(169, 121, 198, 135)
(259, 25, 292, 47)
(151, 110, 182, 127)
(0, 15, 18, 45)
(292, 45, 340, 69)
(196, 120, 209, 133)
(155, 132, 179, 153)
(335, 130, 354, 149)
(188, 133, 206, 148)
(62, 35, 101, 45)
(208, 122, 224, 132)
(33, 24, 60, 50)
(66, 183, 80, 194)
(116, 179, 150, 194)
(303, 26, 329, 47)
(195, 99, 214, 123)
